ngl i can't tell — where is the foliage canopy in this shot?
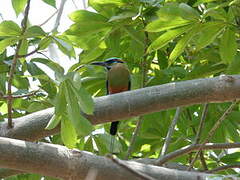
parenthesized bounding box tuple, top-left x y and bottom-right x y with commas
(0, 0, 240, 179)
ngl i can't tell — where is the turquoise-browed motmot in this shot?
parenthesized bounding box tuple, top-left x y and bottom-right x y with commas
(91, 58, 131, 137)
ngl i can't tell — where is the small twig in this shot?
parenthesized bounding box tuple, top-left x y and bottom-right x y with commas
(5, 47, 39, 60)
(159, 107, 182, 157)
(156, 142, 240, 165)
(106, 155, 156, 180)
(52, 0, 67, 32)
(199, 151, 208, 170)
(125, 117, 143, 159)
(37, 51, 51, 59)
(38, 9, 58, 27)
(184, 109, 203, 166)
(71, 0, 78, 9)
(82, 0, 87, 9)
(194, 104, 209, 144)
(187, 102, 237, 170)
(205, 163, 240, 173)
(17, 47, 39, 58)
(1, 90, 39, 100)
(186, 108, 197, 134)
(194, 104, 209, 170)
(7, 0, 31, 128)
(0, 13, 4, 21)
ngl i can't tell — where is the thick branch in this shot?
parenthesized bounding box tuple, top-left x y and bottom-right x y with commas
(1, 75, 240, 141)
(0, 137, 213, 180)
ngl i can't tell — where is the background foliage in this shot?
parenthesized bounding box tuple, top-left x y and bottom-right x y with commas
(0, 0, 240, 179)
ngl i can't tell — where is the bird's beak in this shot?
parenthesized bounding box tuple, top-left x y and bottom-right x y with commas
(90, 62, 107, 67)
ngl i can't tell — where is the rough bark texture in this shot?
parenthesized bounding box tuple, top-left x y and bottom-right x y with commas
(0, 137, 213, 180)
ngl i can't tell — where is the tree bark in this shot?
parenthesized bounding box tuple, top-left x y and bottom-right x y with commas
(1, 75, 240, 142)
(0, 137, 214, 180)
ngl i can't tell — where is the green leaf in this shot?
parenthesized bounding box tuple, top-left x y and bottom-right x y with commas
(226, 52, 240, 74)
(79, 47, 106, 64)
(193, 0, 219, 7)
(69, 10, 108, 23)
(89, 0, 126, 6)
(61, 117, 77, 148)
(0, 64, 9, 73)
(77, 87, 94, 115)
(185, 63, 226, 79)
(220, 152, 240, 164)
(53, 37, 75, 57)
(11, 0, 28, 16)
(38, 36, 52, 50)
(179, 3, 200, 20)
(0, 37, 19, 54)
(66, 10, 111, 38)
(94, 134, 122, 154)
(55, 85, 66, 116)
(72, 73, 82, 89)
(108, 11, 137, 22)
(64, 80, 93, 136)
(0, 21, 22, 36)
(0, 74, 6, 93)
(13, 75, 29, 89)
(122, 26, 144, 46)
(148, 25, 192, 53)
(88, 0, 119, 18)
(65, 22, 111, 37)
(196, 22, 225, 51)
(219, 28, 237, 63)
(27, 62, 57, 98)
(18, 39, 28, 58)
(67, 76, 94, 114)
(42, 0, 56, 8)
(27, 101, 49, 113)
(31, 58, 64, 75)
(146, 17, 192, 32)
(169, 24, 200, 62)
(157, 51, 168, 69)
(25, 26, 46, 37)
(67, 34, 103, 50)
(45, 114, 62, 130)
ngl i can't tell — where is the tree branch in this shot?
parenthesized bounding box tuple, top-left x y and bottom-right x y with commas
(1, 90, 39, 100)
(1, 75, 240, 142)
(106, 154, 156, 180)
(159, 107, 182, 157)
(156, 142, 240, 165)
(0, 137, 215, 180)
(205, 163, 240, 173)
(17, 47, 39, 58)
(195, 104, 209, 170)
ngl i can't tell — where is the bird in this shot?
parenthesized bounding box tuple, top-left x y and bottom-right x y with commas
(91, 57, 131, 152)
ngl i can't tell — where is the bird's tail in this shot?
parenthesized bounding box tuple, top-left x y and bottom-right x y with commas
(110, 121, 119, 153)
(110, 121, 119, 135)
